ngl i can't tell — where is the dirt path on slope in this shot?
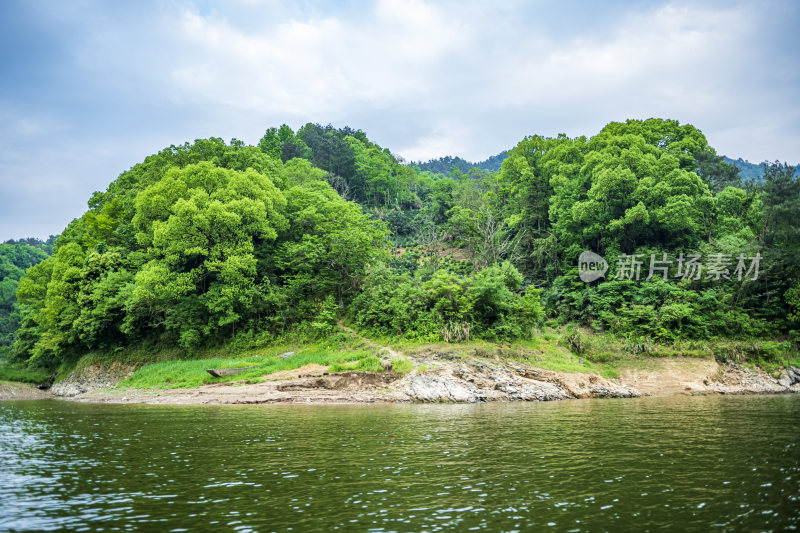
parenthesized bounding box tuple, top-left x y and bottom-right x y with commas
(337, 319, 403, 360)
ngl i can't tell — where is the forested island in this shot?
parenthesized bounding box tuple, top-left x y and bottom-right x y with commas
(1, 118, 799, 399)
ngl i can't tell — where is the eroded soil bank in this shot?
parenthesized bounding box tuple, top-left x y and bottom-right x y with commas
(0, 381, 53, 400)
(13, 353, 798, 405)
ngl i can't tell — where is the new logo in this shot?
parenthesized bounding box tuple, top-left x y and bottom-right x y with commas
(578, 251, 608, 282)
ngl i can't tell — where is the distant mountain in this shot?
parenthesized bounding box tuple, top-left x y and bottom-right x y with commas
(411, 151, 509, 176)
(412, 149, 800, 183)
(722, 156, 799, 181)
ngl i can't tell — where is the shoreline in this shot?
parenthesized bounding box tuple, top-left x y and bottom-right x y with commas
(4, 356, 799, 405)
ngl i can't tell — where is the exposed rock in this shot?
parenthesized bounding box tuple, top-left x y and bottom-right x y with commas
(776, 366, 800, 388)
(588, 385, 641, 398)
(50, 363, 135, 397)
(504, 379, 571, 401)
(401, 374, 482, 403)
(506, 361, 641, 399)
(398, 359, 637, 403)
(707, 363, 791, 395)
(52, 345, 796, 405)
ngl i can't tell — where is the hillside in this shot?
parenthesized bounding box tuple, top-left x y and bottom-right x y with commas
(722, 156, 799, 181)
(1, 119, 798, 382)
(0, 238, 55, 357)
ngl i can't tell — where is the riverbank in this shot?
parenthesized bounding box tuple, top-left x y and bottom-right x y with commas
(0, 380, 53, 400)
(10, 353, 797, 405)
(4, 324, 800, 404)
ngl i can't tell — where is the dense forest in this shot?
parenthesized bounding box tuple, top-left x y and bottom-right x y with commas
(0, 238, 56, 357)
(2, 119, 799, 372)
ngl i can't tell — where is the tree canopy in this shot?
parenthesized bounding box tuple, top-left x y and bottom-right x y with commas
(4, 118, 798, 370)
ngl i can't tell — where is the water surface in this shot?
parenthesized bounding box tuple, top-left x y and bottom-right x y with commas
(1, 395, 798, 531)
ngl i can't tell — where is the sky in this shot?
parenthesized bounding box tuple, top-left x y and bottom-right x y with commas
(1, 0, 799, 240)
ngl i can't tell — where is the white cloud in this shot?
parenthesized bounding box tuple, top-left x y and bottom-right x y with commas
(145, 1, 792, 161)
(163, 0, 467, 117)
(1, 0, 798, 239)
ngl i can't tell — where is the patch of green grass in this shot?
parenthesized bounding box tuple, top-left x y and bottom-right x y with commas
(754, 355, 800, 375)
(506, 327, 792, 378)
(50, 335, 303, 383)
(514, 346, 619, 379)
(391, 358, 414, 374)
(710, 339, 797, 370)
(0, 364, 50, 384)
(329, 354, 382, 373)
(119, 349, 374, 389)
(508, 334, 621, 378)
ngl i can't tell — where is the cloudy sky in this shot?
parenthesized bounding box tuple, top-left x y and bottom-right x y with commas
(1, 0, 798, 240)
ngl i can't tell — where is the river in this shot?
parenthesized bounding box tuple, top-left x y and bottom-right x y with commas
(1, 395, 798, 531)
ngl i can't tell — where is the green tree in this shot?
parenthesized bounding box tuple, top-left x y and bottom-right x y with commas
(129, 162, 288, 347)
(277, 181, 390, 309)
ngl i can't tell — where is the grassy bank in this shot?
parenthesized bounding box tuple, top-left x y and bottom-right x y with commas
(373, 327, 799, 379)
(6, 322, 798, 391)
(0, 364, 50, 384)
(548, 328, 800, 376)
(118, 348, 384, 389)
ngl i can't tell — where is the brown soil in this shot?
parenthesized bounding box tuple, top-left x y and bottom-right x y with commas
(619, 358, 720, 396)
(264, 363, 329, 381)
(77, 370, 406, 405)
(15, 323, 799, 405)
(0, 381, 54, 400)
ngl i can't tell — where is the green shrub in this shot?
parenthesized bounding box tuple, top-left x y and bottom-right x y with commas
(310, 295, 339, 339)
(560, 325, 587, 355)
(329, 355, 382, 373)
(349, 261, 543, 343)
(0, 363, 50, 384)
(391, 358, 414, 374)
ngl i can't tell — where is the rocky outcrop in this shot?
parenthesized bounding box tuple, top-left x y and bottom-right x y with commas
(50, 350, 799, 405)
(401, 374, 484, 402)
(398, 359, 641, 403)
(777, 366, 800, 388)
(707, 363, 800, 395)
(50, 363, 135, 397)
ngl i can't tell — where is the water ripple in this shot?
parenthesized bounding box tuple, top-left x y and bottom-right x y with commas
(0, 396, 798, 531)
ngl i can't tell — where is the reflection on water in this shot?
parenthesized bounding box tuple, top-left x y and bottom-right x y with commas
(1, 396, 798, 531)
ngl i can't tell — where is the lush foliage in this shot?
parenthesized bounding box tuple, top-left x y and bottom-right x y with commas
(5, 118, 798, 375)
(10, 137, 388, 369)
(350, 260, 542, 342)
(0, 238, 54, 356)
(488, 119, 800, 341)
